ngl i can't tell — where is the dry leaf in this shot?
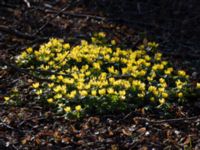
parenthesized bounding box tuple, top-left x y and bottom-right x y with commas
(111, 144, 118, 150)
(122, 128, 132, 136)
(184, 136, 191, 145)
(62, 137, 71, 143)
(137, 127, 146, 134)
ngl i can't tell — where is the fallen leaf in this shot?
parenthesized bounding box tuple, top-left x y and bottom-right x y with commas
(184, 136, 191, 145)
(111, 144, 118, 150)
(62, 137, 71, 143)
(137, 127, 146, 134)
(122, 128, 132, 136)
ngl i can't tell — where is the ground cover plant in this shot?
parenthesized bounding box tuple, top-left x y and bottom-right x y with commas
(4, 33, 200, 119)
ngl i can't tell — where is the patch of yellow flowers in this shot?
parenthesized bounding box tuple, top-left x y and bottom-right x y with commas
(4, 33, 200, 117)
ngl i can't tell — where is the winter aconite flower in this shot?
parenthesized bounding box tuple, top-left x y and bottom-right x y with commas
(196, 83, 200, 89)
(178, 92, 183, 98)
(178, 70, 186, 77)
(75, 105, 82, 111)
(64, 106, 71, 113)
(4, 97, 10, 101)
(47, 98, 53, 103)
(32, 82, 40, 89)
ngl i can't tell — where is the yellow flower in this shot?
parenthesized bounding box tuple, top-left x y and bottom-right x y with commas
(137, 92, 145, 98)
(109, 77, 115, 84)
(178, 70, 186, 77)
(26, 47, 33, 53)
(147, 77, 153, 81)
(54, 93, 62, 99)
(4, 96, 10, 101)
(144, 62, 151, 67)
(132, 80, 140, 87)
(72, 73, 79, 80)
(159, 98, 165, 105)
(81, 40, 88, 46)
(47, 98, 53, 103)
(119, 90, 126, 96)
(138, 83, 146, 91)
(107, 66, 115, 73)
(159, 78, 165, 83)
(91, 37, 96, 43)
(164, 69, 171, 75)
(177, 92, 183, 98)
(107, 88, 115, 94)
(111, 40, 116, 45)
(150, 97, 155, 102)
(144, 55, 151, 61)
(21, 51, 27, 59)
(53, 85, 61, 93)
(98, 32, 106, 38)
(63, 43, 70, 49)
(57, 75, 64, 81)
(158, 88, 165, 93)
(93, 62, 101, 70)
(162, 92, 168, 98)
(148, 86, 156, 92)
(124, 81, 131, 89)
(77, 82, 84, 90)
(50, 75, 56, 80)
(62, 78, 74, 84)
(98, 88, 106, 95)
(158, 64, 164, 70)
(139, 70, 146, 76)
(176, 80, 184, 89)
(48, 83, 54, 88)
(48, 61, 54, 66)
(60, 85, 67, 94)
(75, 105, 82, 111)
(79, 90, 88, 97)
(85, 71, 91, 76)
(91, 90, 97, 96)
(153, 90, 159, 96)
(155, 53, 162, 61)
(68, 90, 77, 99)
(197, 83, 200, 89)
(152, 65, 158, 71)
(83, 84, 90, 90)
(58, 103, 64, 108)
(64, 106, 71, 113)
(36, 89, 43, 95)
(32, 82, 40, 89)
(34, 50, 40, 57)
(161, 61, 168, 66)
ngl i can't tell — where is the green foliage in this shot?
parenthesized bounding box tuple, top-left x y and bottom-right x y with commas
(4, 32, 200, 118)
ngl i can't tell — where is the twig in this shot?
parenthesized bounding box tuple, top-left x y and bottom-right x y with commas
(42, 9, 171, 31)
(135, 115, 200, 124)
(0, 60, 54, 82)
(23, 0, 31, 8)
(18, 117, 46, 127)
(0, 120, 15, 130)
(33, 0, 76, 36)
(162, 51, 200, 60)
(0, 25, 48, 40)
(0, 118, 24, 135)
(120, 112, 133, 121)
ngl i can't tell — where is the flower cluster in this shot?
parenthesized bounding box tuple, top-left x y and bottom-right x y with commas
(5, 33, 200, 118)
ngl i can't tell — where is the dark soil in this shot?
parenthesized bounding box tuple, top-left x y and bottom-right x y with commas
(0, 0, 200, 149)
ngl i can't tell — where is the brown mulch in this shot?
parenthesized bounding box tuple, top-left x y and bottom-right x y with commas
(0, 0, 200, 149)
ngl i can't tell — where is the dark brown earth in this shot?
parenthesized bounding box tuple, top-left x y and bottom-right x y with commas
(0, 0, 200, 149)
